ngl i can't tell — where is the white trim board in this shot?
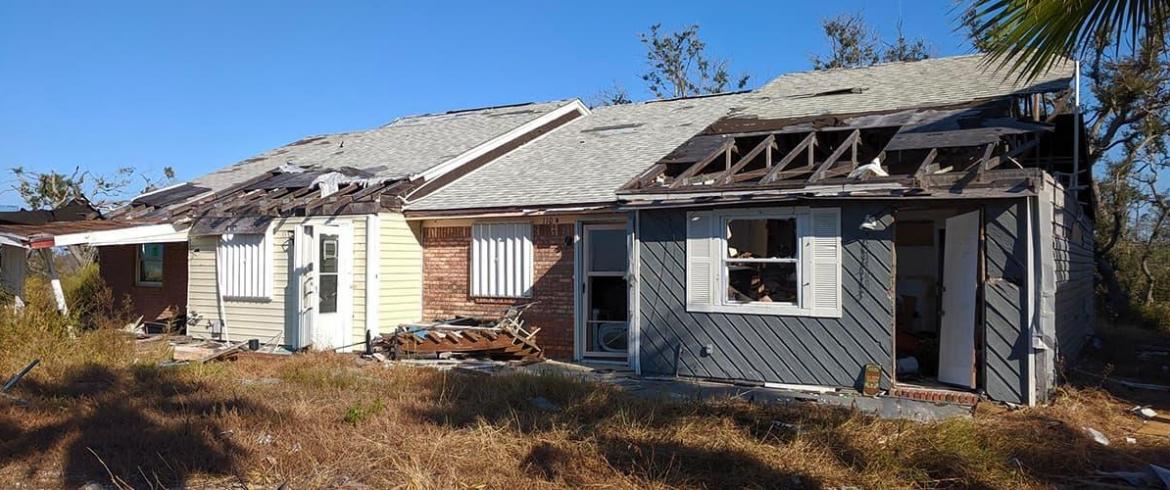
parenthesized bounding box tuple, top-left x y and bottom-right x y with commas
(54, 224, 188, 247)
(404, 100, 591, 203)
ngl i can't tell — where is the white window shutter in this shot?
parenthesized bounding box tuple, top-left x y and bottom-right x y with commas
(216, 231, 273, 300)
(808, 207, 842, 317)
(470, 223, 533, 298)
(686, 211, 716, 311)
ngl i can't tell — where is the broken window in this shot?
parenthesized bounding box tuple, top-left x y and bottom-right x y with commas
(725, 218, 798, 305)
(137, 243, 164, 285)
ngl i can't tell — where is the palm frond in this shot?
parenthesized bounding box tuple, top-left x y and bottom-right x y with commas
(967, 0, 1170, 81)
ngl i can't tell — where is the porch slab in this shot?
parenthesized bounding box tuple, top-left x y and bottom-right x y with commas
(520, 360, 974, 422)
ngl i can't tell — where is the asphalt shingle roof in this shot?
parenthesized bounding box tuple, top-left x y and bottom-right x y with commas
(192, 100, 574, 193)
(408, 55, 1074, 212)
(737, 54, 1074, 121)
(407, 93, 752, 211)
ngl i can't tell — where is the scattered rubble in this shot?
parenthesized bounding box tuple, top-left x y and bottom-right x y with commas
(1085, 426, 1111, 446)
(375, 303, 544, 363)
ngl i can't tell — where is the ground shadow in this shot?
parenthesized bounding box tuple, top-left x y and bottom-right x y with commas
(406, 367, 1170, 488)
(0, 362, 283, 488)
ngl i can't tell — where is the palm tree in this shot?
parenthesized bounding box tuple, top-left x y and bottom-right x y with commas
(965, 0, 1170, 80)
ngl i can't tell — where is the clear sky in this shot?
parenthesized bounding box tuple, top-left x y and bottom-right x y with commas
(0, 0, 975, 207)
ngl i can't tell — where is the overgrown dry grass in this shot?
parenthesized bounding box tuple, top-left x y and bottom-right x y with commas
(1, 345, 1168, 489)
(2, 281, 1168, 488)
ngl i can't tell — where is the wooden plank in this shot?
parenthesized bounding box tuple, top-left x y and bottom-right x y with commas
(760, 132, 817, 184)
(913, 148, 939, 178)
(808, 129, 861, 183)
(718, 134, 775, 184)
(669, 138, 733, 189)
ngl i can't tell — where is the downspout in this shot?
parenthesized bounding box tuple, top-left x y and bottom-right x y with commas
(1072, 60, 1082, 194)
(1026, 197, 1040, 406)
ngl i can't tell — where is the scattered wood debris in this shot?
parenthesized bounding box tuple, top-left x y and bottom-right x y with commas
(169, 338, 248, 364)
(378, 303, 544, 363)
(0, 359, 39, 405)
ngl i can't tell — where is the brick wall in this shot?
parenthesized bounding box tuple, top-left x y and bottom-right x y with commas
(422, 223, 576, 359)
(98, 242, 188, 324)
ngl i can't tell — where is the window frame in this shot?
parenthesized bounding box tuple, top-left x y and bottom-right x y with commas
(721, 215, 802, 308)
(715, 208, 811, 315)
(136, 243, 165, 287)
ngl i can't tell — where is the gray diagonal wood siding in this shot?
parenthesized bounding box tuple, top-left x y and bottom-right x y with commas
(1051, 186, 1095, 361)
(983, 200, 1029, 405)
(637, 205, 895, 389)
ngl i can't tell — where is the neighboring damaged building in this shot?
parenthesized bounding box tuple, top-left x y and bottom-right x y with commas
(619, 55, 1091, 406)
(99, 100, 588, 348)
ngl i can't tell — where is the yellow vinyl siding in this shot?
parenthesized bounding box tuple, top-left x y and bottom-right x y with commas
(377, 212, 423, 332)
(187, 215, 368, 346)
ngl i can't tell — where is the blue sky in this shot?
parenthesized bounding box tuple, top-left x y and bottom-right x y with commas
(0, 1, 975, 207)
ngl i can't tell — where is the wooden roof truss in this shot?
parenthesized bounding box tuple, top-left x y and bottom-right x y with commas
(621, 122, 1050, 194)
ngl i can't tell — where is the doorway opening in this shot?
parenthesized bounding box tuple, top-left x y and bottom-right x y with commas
(893, 207, 984, 393)
(580, 223, 629, 362)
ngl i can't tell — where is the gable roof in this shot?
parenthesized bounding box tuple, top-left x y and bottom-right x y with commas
(408, 55, 1075, 214)
(111, 99, 586, 222)
(406, 93, 752, 212)
(193, 100, 580, 194)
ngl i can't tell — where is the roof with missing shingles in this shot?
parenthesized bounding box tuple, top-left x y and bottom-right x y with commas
(191, 100, 576, 193)
(407, 55, 1074, 212)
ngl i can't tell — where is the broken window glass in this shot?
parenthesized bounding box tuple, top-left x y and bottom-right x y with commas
(725, 219, 798, 305)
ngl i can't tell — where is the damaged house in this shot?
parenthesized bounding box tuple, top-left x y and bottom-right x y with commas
(4, 55, 1093, 407)
(408, 55, 1093, 406)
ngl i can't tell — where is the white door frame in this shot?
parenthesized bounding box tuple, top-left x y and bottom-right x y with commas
(293, 220, 354, 350)
(938, 210, 981, 389)
(577, 222, 630, 361)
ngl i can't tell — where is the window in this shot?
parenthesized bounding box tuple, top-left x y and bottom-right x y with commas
(137, 244, 164, 286)
(725, 218, 799, 305)
(318, 233, 339, 313)
(470, 223, 533, 298)
(686, 207, 841, 317)
(216, 231, 273, 300)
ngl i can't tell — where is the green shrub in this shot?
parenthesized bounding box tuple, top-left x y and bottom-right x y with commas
(1132, 301, 1170, 333)
(343, 398, 385, 425)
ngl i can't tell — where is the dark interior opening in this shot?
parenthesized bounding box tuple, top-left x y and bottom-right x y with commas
(893, 207, 985, 392)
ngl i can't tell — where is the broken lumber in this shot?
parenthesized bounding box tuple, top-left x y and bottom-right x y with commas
(2, 359, 39, 393)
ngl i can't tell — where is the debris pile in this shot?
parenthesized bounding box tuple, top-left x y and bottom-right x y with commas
(378, 303, 543, 363)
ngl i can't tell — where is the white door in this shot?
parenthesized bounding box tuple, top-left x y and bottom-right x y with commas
(313, 224, 352, 349)
(580, 223, 629, 359)
(294, 223, 353, 350)
(938, 211, 980, 388)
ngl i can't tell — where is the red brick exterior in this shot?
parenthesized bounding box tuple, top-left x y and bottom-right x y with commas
(422, 223, 576, 359)
(98, 243, 188, 324)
